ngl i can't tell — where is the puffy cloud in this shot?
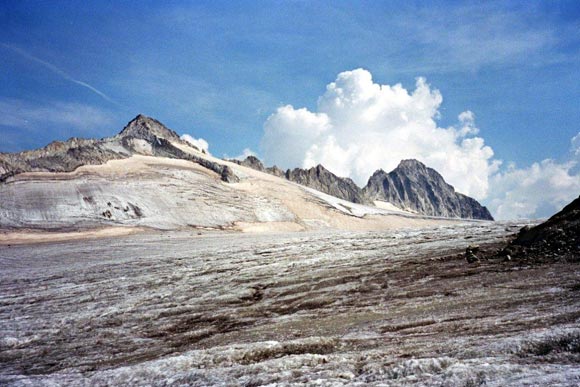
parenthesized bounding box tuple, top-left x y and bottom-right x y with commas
(261, 70, 580, 220)
(181, 134, 209, 153)
(486, 132, 580, 220)
(262, 105, 330, 170)
(262, 69, 497, 199)
(487, 158, 580, 220)
(456, 110, 479, 136)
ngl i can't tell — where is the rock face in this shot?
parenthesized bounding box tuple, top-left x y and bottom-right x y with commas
(0, 114, 238, 183)
(229, 156, 287, 177)
(265, 165, 285, 177)
(117, 114, 183, 144)
(229, 157, 367, 204)
(229, 156, 265, 172)
(286, 165, 369, 205)
(509, 195, 579, 261)
(231, 156, 491, 219)
(363, 159, 493, 220)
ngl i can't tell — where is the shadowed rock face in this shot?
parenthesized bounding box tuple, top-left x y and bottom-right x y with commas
(509, 195, 579, 261)
(364, 159, 493, 220)
(228, 156, 265, 172)
(233, 156, 491, 219)
(286, 165, 370, 205)
(117, 114, 183, 143)
(229, 157, 368, 204)
(265, 165, 285, 177)
(227, 156, 284, 178)
(0, 115, 238, 183)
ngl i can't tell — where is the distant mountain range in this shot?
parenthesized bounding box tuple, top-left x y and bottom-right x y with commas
(231, 157, 493, 220)
(1, 114, 492, 221)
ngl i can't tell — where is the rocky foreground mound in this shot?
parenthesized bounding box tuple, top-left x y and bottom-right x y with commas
(506, 195, 580, 262)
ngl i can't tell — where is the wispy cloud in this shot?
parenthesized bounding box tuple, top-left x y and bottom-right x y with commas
(1, 43, 119, 105)
(388, 3, 571, 73)
(0, 98, 115, 132)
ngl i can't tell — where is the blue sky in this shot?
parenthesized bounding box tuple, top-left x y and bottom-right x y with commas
(1, 1, 579, 218)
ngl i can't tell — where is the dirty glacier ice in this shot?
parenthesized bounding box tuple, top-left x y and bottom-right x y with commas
(1, 222, 579, 386)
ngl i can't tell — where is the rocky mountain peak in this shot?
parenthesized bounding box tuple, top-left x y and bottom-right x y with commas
(242, 156, 265, 171)
(397, 159, 426, 169)
(0, 114, 239, 184)
(364, 160, 493, 220)
(313, 164, 330, 175)
(369, 168, 388, 179)
(118, 114, 181, 142)
(395, 159, 435, 178)
(228, 156, 266, 172)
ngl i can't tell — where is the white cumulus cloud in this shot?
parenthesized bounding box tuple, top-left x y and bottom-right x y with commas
(487, 159, 580, 220)
(181, 134, 209, 153)
(261, 69, 580, 220)
(262, 68, 497, 199)
(486, 132, 580, 220)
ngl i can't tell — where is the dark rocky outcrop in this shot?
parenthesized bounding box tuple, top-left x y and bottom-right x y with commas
(228, 156, 265, 172)
(505, 195, 580, 262)
(117, 114, 183, 144)
(363, 159, 493, 220)
(0, 114, 238, 183)
(230, 156, 492, 220)
(266, 165, 285, 177)
(228, 157, 367, 203)
(0, 138, 122, 181)
(285, 165, 369, 205)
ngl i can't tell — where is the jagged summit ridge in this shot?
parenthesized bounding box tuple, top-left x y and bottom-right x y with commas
(397, 159, 426, 169)
(364, 159, 493, 220)
(228, 156, 285, 177)
(229, 156, 369, 205)
(231, 155, 492, 220)
(232, 155, 492, 220)
(285, 164, 369, 205)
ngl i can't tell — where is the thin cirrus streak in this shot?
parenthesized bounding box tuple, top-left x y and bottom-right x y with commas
(1, 43, 119, 106)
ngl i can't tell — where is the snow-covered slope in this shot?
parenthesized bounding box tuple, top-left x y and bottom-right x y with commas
(0, 151, 454, 233)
